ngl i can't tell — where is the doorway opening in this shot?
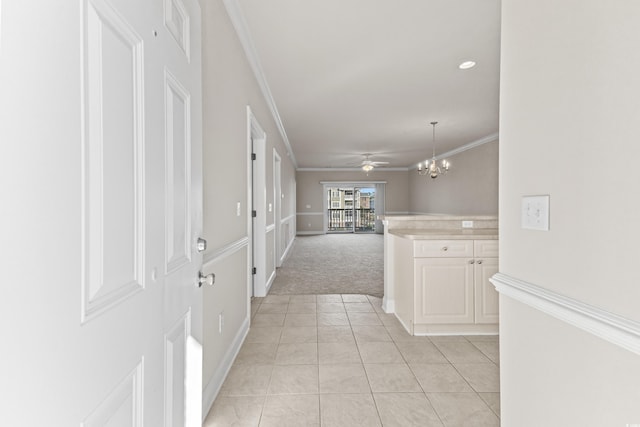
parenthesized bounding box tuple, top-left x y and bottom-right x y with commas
(326, 186, 376, 233)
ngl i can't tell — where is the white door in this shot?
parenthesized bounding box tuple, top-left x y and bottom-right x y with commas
(0, 0, 203, 425)
(249, 109, 269, 297)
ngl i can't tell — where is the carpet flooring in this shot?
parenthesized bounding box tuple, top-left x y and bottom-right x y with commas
(268, 233, 384, 297)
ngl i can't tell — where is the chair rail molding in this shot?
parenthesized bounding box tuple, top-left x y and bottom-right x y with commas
(203, 236, 249, 267)
(491, 272, 640, 356)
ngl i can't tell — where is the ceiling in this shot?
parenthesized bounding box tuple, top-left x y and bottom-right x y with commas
(233, 0, 501, 170)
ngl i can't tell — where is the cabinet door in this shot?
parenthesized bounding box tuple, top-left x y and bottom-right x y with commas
(474, 257, 499, 323)
(414, 258, 474, 324)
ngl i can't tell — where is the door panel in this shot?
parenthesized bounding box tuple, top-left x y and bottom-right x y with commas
(0, 0, 202, 425)
(161, 0, 203, 424)
(165, 311, 190, 426)
(165, 69, 192, 274)
(82, 0, 146, 322)
(82, 363, 144, 427)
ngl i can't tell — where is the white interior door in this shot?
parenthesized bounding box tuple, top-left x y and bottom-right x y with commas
(0, 0, 202, 425)
(273, 150, 282, 267)
(159, 0, 203, 425)
(249, 109, 268, 297)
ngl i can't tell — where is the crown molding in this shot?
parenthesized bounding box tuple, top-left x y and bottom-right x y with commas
(222, 0, 298, 168)
(411, 132, 499, 170)
(491, 272, 640, 356)
(297, 167, 409, 172)
(319, 181, 388, 185)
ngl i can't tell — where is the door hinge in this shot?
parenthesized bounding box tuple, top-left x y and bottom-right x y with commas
(252, 210, 257, 217)
(252, 267, 257, 275)
(251, 153, 256, 161)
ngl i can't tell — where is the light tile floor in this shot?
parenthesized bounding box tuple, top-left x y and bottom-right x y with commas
(204, 294, 500, 427)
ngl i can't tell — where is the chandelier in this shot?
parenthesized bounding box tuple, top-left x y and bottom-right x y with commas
(417, 121, 450, 179)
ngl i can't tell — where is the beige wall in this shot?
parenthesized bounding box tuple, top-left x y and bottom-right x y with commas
(408, 140, 498, 215)
(296, 170, 410, 234)
(200, 0, 296, 409)
(500, 0, 640, 424)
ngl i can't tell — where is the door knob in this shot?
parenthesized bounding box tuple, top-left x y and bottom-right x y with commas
(198, 271, 215, 287)
(196, 237, 207, 252)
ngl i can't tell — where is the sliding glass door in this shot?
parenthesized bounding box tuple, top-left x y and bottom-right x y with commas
(327, 186, 376, 233)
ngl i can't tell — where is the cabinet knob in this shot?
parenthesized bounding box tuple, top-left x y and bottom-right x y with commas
(442, 246, 448, 251)
(469, 260, 475, 264)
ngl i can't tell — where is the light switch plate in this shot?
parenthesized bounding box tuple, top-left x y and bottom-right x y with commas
(236, 202, 241, 217)
(522, 195, 550, 231)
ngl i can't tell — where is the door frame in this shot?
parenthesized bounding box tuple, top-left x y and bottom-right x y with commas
(248, 107, 268, 297)
(273, 149, 282, 267)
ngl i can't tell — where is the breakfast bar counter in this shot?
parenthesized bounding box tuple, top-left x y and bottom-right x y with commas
(382, 215, 499, 335)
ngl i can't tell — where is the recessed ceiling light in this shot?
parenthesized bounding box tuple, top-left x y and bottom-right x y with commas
(459, 61, 476, 70)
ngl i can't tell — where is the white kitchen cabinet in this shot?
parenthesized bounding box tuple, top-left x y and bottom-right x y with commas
(415, 257, 475, 324)
(474, 258, 499, 323)
(393, 236, 499, 335)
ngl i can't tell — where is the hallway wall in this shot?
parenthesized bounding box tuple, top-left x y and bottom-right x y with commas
(498, 0, 640, 424)
(200, 0, 297, 412)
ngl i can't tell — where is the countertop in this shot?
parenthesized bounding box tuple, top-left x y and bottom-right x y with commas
(389, 228, 499, 240)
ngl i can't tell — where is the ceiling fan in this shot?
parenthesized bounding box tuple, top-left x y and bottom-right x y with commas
(359, 154, 389, 172)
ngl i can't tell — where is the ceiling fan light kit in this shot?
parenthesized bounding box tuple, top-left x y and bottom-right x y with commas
(417, 121, 450, 179)
(359, 154, 388, 174)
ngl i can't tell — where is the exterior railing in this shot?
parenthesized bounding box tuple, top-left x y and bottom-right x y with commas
(327, 208, 375, 232)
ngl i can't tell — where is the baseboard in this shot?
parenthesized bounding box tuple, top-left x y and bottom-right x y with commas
(280, 236, 295, 264)
(382, 296, 395, 314)
(394, 311, 411, 334)
(202, 315, 250, 420)
(491, 272, 640, 356)
(413, 323, 498, 336)
(265, 269, 276, 294)
(296, 231, 324, 236)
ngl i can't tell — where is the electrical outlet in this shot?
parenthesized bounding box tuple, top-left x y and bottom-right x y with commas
(462, 220, 473, 228)
(268, 203, 272, 212)
(218, 312, 224, 334)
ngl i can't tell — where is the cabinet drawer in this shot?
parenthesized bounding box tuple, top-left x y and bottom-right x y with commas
(474, 240, 499, 258)
(413, 240, 473, 258)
